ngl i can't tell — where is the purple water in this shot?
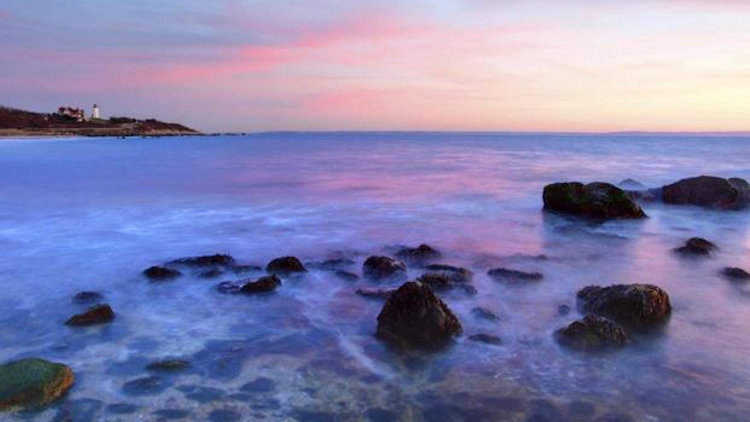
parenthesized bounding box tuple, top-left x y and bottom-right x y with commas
(0, 133, 749, 421)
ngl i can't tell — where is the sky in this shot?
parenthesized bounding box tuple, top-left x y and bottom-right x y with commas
(1, 0, 749, 132)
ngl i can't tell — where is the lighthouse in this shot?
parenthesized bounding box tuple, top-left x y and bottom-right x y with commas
(92, 104, 100, 120)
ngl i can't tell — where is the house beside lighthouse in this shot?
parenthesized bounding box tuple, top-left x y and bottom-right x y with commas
(92, 104, 100, 120)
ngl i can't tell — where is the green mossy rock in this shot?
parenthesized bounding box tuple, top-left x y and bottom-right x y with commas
(543, 182, 646, 220)
(0, 358, 74, 411)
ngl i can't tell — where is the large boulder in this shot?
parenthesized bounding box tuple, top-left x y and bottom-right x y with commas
(0, 358, 75, 410)
(662, 176, 749, 210)
(543, 182, 646, 220)
(376, 281, 462, 348)
(65, 304, 115, 327)
(555, 315, 629, 351)
(577, 284, 671, 329)
(265, 257, 306, 276)
(143, 266, 181, 281)
(395, 244, 441, 266)
(362, 256, 407, 282)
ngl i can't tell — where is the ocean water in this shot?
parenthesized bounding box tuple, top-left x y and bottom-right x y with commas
(0, 132, 749, 421)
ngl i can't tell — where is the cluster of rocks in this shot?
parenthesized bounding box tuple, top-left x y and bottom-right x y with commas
(543, 175, 750, 220)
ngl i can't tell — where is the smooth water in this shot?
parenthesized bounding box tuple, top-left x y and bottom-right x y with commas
(0, 133, 749, 421)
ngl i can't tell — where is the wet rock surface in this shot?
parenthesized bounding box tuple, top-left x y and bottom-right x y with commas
(266, 256, 307, 276)
(143, 266, 182, 280)
(662, 175, 749, 210)
(675, 237, 717, 256)
(423, 264, 473, 284)
(555, 315, 629, 351)
(395, 244, 442, 266)
(376, 281, 462, 348)
(65, 304, 115, 326)
(0, 358, 75, 410)
(240, 275, 281, 294)
(543, 181, 647, 220)
(721, 267, 750, 281)
(487, 268, 543, 284)
(362, 256, 407, 281)
(167, 254, 236, 268)
(577, 284, 671, 329)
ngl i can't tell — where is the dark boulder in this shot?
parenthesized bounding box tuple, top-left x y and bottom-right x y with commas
(487, 268, 543, 284)
(72, 291, 103, 305)
(395, 244, 441, 266)
(662, 176, 749, 210)
(468, 333, 502, 345)
(376, 281, 462, 349)
(423, 264, 473, 284)
(167, 254, 236, 267)
(721, 267, 750, 281)
(355, 288, 396, 300)
(0, 358, 75, 410)
(543, 182, 646, 220)
(146, 359, 191, 372)
(240, 275, 281, 294)
(362, 256, 407, 282)
(675, 237, 717, 256)
(65, 304, 115, 326)
(143, 266, 181, 281)
(577, 284, 671, 329)
(266, 257, 306, 276)
(307, 257, 356, 271)
(555, 315, 629, 351)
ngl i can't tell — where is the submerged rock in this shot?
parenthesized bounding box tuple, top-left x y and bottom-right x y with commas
(72, 291, 103, 305)
(333, 270, 359, 282)
(265, 257, 306, 276)
(167, 254, 236, 267)
(356, 288, 396, 300)
(662, 175, 749, 210)
(395, 244, 441, 266)
(121, 376, 169, 396)
(675, 237, 717, 256)
(721, 267, 750, 281)
(577, 284, 671, 329)
(146, 359, 191, 372)
(65, 304, 115, 327)
(487, 268, 543, 284)
(376, 281, 462, 349)
(0, 358, 75, 410)
(307, 257, 356, 271)
(231, 264, 263, 274)
(423, 264, 473, 284)
(471, 307, 500, 322)
(543, 182, 646, 220)
(143, 266, 181, 281)
(362, 256, 407, 282)
(468, 333, 502, 345)
(417, 273, 476, 295)
(198, 268, 225, 279)
(240, 275, 281, 294)
(555, 315, 629, 351)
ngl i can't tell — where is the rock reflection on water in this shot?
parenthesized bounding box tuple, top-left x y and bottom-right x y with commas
(0, 133, 749, 421)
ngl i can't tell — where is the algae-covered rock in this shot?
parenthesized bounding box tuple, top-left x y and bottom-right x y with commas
(0, 358, 74, 410)
(362, 256, 407, 282)
(555, 315, 629, 351)
(577, 284, 671, 329)
(395, 244, 441, 266)
(543, 182, 646, 220)
(662, 175, 749, 210)
(675, 237, 717, 257)
(265, 257, 307, 276)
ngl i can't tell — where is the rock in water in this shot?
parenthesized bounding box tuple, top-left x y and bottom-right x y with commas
(72, 291, 103, 304)
(65, 304, 115, 326)
(166, 254, 236, 267)
(0, 358, 75, 410)
(487, 268, 543, 284)
(555, 315, 629, 351)
(395, 244, 441, 266)
(143, 266, 182, 280)
(376, 281, 462, 348)
(675, 237, 717, 256)
(146, 359, 191, 372)
(468, 333, 502, 345)
(662, 175, 749, 210)
(362, 256, 407, 282)
(721, 267, 750, 281)
(543, 182, 646, 220)
(240, 275, 281, 294)
(356, 288, 396, 300)
(577, 284, 671, 329)
(423, 264, 473, 284)
(265, 257, 306, 276)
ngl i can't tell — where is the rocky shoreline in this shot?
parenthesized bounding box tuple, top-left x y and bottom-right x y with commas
(2, 174, 748, 415)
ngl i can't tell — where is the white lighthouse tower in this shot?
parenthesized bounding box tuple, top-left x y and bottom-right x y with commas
(92, 104, 100, 120)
